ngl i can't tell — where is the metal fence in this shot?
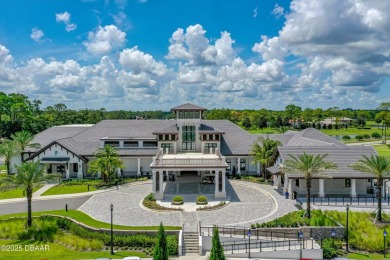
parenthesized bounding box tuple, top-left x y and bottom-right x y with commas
(200, 225, 298, 240)
(297, 196, 390, 206)
(221, 238, 316, 254)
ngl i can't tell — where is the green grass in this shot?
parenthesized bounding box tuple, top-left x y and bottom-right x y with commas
(0, 239, 148, 259)
(347, 253, 390, 259)
(0, 209, 181, 230)
(374, 145, 390, 157)
(320, 127, 387, 136)
(246, 127, 279, 134)
(41, 184, 97, 196)
(0, 186, 42, 200)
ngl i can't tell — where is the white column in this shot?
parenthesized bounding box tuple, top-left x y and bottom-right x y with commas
(277, 175, 282, 188)
(66, 163, 70, 179)
(117, 167, 121, 177)
(214, 171, 219, 194)
(156, 171, 164, 200)
(152, 171, 157, 194)
(284, 175, 289, 191)
(237, 157, 241, 174)
(137, 158, 141, 176)
(288, 180, 293, 200)
(77, 162, 83, 179)
(256, 162, 260, 175)
(351, 179, 357, 197)
(318, 179, 325, 198)
(222, 170, 226, 194)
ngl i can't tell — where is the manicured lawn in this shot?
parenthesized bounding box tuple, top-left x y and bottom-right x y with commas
(0, 186, 42, 200)
(246, 127, 278, 134)
(347, 253, 390, 259)
(0, 209, 181, 230)
(320, 127, 385, 136)
(0, 240, 147, 259)
(41, 184, 97, 196)
(374, 145, 390, 157)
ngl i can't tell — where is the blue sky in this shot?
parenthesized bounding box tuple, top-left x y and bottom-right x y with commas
(0, 0, 389, 111)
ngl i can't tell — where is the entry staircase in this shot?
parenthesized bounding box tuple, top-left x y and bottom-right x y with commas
(182, 231, 199, 254)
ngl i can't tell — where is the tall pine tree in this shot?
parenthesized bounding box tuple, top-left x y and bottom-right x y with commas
(209, 226, 225, 260)
(154, 222, 169, 260)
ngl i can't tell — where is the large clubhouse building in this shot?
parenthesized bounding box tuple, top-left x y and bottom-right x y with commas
(11, 103, 380, 200)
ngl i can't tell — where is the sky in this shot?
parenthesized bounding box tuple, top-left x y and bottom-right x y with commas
(0, 0, 389, 111)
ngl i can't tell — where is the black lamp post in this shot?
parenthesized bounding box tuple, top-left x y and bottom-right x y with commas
(110, 203, 114, 255)
(299, 231, 303, 259)
(247, 228, 252, 259)
(384, 230, 388, 258)
(346, 204, 349, 252)
(331, 229, 335, 248)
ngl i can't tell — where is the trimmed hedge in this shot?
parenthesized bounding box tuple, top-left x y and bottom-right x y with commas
(172, 196, 183, 204)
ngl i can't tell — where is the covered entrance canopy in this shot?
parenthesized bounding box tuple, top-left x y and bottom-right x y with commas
(150, 150, 228, 199)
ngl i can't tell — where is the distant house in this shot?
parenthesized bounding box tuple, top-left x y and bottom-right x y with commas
(11, 103, 378, 200)
(320, 117, 353, 125)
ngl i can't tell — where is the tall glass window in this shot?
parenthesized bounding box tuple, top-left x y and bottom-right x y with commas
(182, 125, 196, 150)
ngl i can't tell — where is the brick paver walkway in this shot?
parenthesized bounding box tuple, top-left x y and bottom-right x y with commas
(77, 180, 297, 229)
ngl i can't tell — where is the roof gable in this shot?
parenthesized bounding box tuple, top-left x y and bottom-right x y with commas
(171, 103, 207, 111)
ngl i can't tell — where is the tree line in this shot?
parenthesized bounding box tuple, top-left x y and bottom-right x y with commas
(0, 92, 389, 138)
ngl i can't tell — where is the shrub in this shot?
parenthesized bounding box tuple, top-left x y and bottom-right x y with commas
(363, 134, 371, 139)
(153, 222, 169, 260)
(372, 132, 381, 138)
(172, 196, 183, 204)
(143, 195, 181, 211)
(210, 226, 225, 260)
(322, 238, 344, 259)
(196, 196, 208, 204)
(342, 135, 351, 140)
(355, 135, 363, 141)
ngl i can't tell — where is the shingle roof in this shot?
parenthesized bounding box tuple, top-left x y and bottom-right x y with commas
(198, 124, 225, 134)
(27, 125, 92, 152)
(278, 146, 378, 179)
(170, 103, 207, 111)
(266, 165, 281, 175)
(285, 128, 346, 147)
(201, 120, 255, 155)
(152, 124, 179, 134)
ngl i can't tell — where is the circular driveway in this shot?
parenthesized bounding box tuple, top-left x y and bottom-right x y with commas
(77, 180, 297, 229)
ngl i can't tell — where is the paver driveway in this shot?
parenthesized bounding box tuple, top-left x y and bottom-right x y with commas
(77, 180, 297, 230)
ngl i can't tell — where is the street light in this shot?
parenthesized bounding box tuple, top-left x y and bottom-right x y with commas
(110, 203, 114, 255)
(384, 230, 388, 258)
(299, 231, 303, 259)
(346, 204, 349, 252)
(247, 228, 252, 259)
(331, 229, 336, 248)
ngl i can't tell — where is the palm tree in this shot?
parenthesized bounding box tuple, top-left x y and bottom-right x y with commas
(281, 152, 338, 219)
(351, 155, 390, 222)
(251, 137, 281, 178)
(1, 161, 56, 227)
(89, 145, 124, 182)
(11, 131, 40, 161)
(0, 140, 20, 175)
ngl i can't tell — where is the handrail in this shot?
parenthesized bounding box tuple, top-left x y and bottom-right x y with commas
(221, 238, 313, 254)
(200, 225, 299, 240)
(298, 195, 390, 206)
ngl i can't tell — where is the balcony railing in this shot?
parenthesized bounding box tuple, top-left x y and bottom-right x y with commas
(152, 148, 227, 167)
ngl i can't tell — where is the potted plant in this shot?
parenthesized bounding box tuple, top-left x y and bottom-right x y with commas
(196, 195, 208, 205)
(172, 195, 184, 205)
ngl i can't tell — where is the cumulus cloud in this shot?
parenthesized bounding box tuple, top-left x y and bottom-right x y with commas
(119, 46, 167, 76)
(84, 25, 126, 55)
(30, 28, 45, 42)
(166, 24, 236, 66)
(272, 4, 284, 18)
(56, 11, 77, 32)
(252, 36, 288, 61)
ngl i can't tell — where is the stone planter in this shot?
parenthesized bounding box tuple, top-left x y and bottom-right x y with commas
(172, 201, 183, 205)
(196, 201, 208, 205)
